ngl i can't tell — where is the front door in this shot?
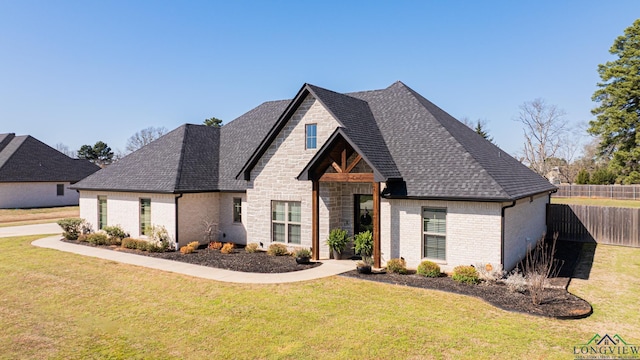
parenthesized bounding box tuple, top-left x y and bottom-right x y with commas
(354, 194, 374, 235)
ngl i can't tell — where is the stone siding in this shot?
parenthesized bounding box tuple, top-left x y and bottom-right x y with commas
(246, 94, 339, 251)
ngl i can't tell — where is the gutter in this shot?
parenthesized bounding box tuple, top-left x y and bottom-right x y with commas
(175, 193, 183, 249)
(500, 200, 517, 268)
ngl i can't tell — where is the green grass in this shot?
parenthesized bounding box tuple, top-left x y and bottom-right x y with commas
(552, 197, 640, 208)
(1, 235, 638, 359)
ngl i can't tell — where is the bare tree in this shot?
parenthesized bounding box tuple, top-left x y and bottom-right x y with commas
(55, 143, 76, 158)
(517, 99, 568, 177)
(125, 126, 167, 154)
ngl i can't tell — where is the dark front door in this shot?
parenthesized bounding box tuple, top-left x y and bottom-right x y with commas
(354, 194, 374, 235)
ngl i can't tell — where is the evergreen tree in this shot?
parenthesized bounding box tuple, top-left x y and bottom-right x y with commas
(203, 117, 223, 127)
(575, 168, 590, 184)
(588, 19, 640, 183)
(474, 120, 494, 143)
(77, 141, 114, 167)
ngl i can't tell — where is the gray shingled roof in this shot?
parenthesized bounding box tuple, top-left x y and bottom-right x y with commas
(72, 81, 555, 201)
(0, 133, 99, 183)
(72, 124, 220, 193)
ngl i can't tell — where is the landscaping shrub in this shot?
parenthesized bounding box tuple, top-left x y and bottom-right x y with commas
(267, 243, 289, 256)
(57, 218, 86, 240)
(245, 243, 259, 253)
(293, 248, 312, 258)
(86, 233, 108, 246)
(475, 263, 504, 283)
(221, 243, 235, 254)
(121, 238, 137, 249)
(77, 234, 88, 242)
(103, 225, 128, 240)
(503, 271, 527, 293)
(180, 245, 194, 254)
(386, 258, 407, 274)
(326, 228, 349, 255)
(452, 265, 479, 285)
(187, 241, 200, 250)
(523, 232, 563, 305)
(134, 240, 149, 251)
(209, 241, 223, 250)
(416, 260, 440, 278)
(108, 236, 122, 246)
(353, 230, 373, 258)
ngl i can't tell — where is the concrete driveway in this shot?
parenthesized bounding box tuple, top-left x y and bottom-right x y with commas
(0, 222, 62, 238)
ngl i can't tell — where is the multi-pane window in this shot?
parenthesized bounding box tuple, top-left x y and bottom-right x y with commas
(140, 198, 151, 236)
(98, 196, 107, 230)
(56, 184, 64, 196)
(423, 208, 446, 260)
(233, 197, 242, 223)
(305, 124, 317, 149)
(272, 201, 301, 244)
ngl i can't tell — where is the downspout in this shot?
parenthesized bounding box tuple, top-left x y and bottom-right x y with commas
(500, 200, 517, 268)
(175, 193, 183, 249)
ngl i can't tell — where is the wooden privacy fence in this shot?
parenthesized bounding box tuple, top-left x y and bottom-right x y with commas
(553, 184, 640, 200)
(547, 204, 640, 247)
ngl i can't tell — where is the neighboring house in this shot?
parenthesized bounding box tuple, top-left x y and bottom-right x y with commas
(73, 82, 556, 271)
(0, 133, 99, 208)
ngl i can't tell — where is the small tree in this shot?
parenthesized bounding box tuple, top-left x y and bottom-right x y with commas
(589, 168, 617, 185)
(575, 169, 590, 184)
(523, 233, 563, 305)
(203, 117, 223, 127)
(77, 141, 114, 167)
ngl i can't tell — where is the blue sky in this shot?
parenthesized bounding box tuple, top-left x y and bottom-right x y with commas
(1, 1, 639, 156)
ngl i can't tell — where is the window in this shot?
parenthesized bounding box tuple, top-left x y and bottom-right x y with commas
(98, 196, 107, 230)
(140, 198, 151, 236)
(272, 201, 301, 244)
(423, 208, 446, 260)
(56, 184, 64, 196)
(233, 197, 242, 223)
(305, 124, 317, 149)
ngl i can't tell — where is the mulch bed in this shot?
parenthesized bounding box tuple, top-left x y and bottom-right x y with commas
(61, 239, 321, 273)
(340, 270, 592, 319)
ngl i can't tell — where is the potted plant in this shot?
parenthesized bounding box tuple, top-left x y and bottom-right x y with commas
(356, 257, 373, 274)
(326, 228, 349, 260)
(353, 230, 373, 264)
(294, 248, 312, 264)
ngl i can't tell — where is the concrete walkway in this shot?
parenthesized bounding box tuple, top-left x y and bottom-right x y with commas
(31, 235, 356, 284)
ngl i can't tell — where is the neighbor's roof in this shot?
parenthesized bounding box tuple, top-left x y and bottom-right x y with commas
(73, 81, 556, 200)
(0, 133, 99, 183)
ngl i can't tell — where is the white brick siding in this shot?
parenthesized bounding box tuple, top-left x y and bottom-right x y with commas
(218, 192, 247, 245)
(380, 198, 502, 273)
(0, 182, 79, 208)
(79, 190, 176, 242)
(177, 193, 219, 247)
(246, 94, 340, 251)
(503, 194, 549, 271)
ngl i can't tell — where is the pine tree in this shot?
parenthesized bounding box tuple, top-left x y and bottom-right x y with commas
(203, 117, 223, 127)
(588, 19, 640, 183)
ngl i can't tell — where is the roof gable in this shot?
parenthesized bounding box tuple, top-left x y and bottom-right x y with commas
(0, 133, 99, 183)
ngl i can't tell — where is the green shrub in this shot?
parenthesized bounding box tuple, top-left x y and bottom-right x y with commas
(245, 243, 259, 253)
(134, 240, 149, 251)
(77, 234, 88, 242)
(452, 265, 479, 285)
(293, 248, 312, 258)
(102, 225, 128, 240)
(353, 230, 373, 258)
(386, 258, 407, 274)
(326, 228, 349, 254)
(417, 260, 441, 278)
(267, 243, 289, 256)
(121, 238, 137, 249)
(57, 218, 86, 240)
(86, 233, 108, 246)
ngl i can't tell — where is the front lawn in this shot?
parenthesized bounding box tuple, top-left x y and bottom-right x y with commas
(1, 235, 638, 359)
(0, 206, 79, 227)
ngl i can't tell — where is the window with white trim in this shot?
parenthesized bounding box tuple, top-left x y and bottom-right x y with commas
(272, 201, 301, 244)
(233, 197, 242, 223)
(423, 208, 446, 260)
(305, 124, 317, 149)
(98, 196, 107, 230)
(140, 198, 151, 236)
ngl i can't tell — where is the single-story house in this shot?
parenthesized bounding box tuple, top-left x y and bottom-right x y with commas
(0, 133, 99, 209)
(73, 82, 556, 271)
